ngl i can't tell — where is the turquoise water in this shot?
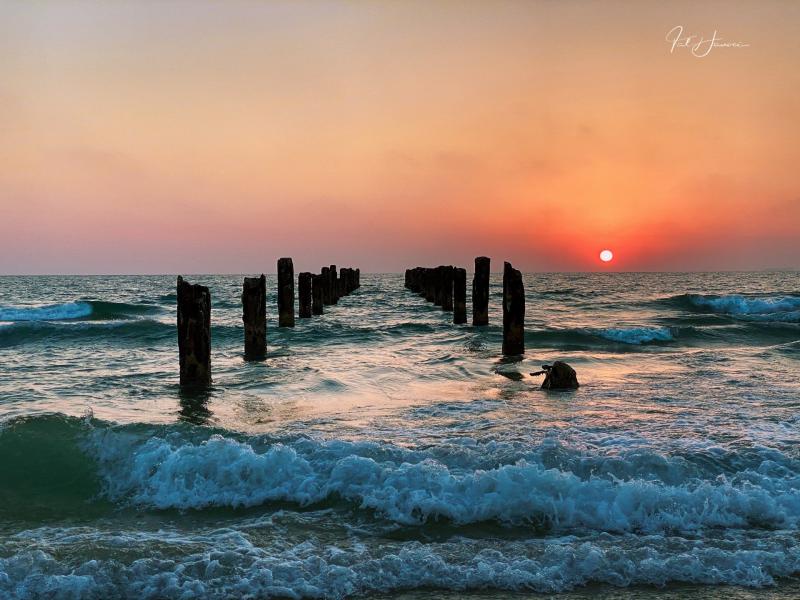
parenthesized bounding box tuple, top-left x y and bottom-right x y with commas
(1, 272, 799, 598)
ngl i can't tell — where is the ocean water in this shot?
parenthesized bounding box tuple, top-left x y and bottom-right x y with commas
(1, 272, 799, 599)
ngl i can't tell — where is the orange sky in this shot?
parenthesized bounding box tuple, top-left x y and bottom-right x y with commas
(1, 0, 798, 273)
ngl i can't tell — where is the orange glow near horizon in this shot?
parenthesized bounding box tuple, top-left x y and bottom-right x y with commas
(0, 1, 798, 274)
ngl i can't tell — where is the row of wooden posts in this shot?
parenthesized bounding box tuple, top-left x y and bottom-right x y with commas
(177, 261, 360, 386)
(404, 257, 525, 356)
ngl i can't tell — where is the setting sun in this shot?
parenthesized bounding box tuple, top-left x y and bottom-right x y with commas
(600, 250, 614, 263)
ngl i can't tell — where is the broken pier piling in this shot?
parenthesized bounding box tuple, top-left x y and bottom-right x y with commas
(472, 256, 490, 326)
(277, 257, 295, 327)
(242, 274, 267, 359)
(177, 276, 211, 386)
(298, 272, 312, 319)
(502, 261, 525, 356)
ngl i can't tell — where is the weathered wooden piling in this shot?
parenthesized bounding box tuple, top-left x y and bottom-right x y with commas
(472, 256, 490, 326)
(277, 257, 295, 327)
(424, 268, 435, 302)
(453, 267, 467, 324)
(312, 274, 324, 315)
(355, 268, 360, 289)
(321, 267, 332, 305)
(433, 266, 445, 306)
(442, 266, 454, 311)
(330, 265, 339, 304)
(298, 272, 312, 318)
(177, 276, 211, 386)
(502, 261, 525, 355)
(241, 275, 266, 359)
(348, 268, 356, 293)
(415, 268, 425, 297)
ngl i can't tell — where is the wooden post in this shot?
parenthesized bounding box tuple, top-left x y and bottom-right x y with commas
(277, 257, 295, 327)
(453, 267, 467, 324)
(241, 275, 266, 359)
(298, 272, 312, 318)
(433, 266, 445, 306)
(355, 268, 360, 289)
(414, 267, 425, 295)
(321, 267, 332, 305)
(502, 261, 525, 355)
(442, 266, 454, 311)
(424, 268, 435, 302)
(472, 256, 490, 326)
(329, 265, 339, 304)
(177, 276, 211, 386)
(312, 274, 324, 315)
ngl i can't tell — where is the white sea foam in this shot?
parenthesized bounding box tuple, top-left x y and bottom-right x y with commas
(87, 431, 800, 533)
(690, 295, 800, 316)
(598, 327, 674, 344)
(0, 301, 92, 322)
(3, 528, 800, 598)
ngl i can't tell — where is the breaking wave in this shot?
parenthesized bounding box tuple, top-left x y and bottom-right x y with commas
(664, 294, 800, 322)
(0, 300, 161, 322)
(5, 415, 800, 536)
(597, 327, 674, 345)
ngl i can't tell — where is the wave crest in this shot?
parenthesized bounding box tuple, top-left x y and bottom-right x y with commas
(6, 415, 800, 535)
(597, 327, 674, 345)
(0, 302, 92, 322)
(663, 294, 800, 322)
(0, 300, 161, 323)
(88, 424, 800, 533)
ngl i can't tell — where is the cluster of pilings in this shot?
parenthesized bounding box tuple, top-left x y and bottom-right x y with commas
(177, 261, 360, 387)
(404, 265, 467, 324)
(275, 259, 360, 327)
(404, 257, 525, 357)
(308, 264, 360, 318)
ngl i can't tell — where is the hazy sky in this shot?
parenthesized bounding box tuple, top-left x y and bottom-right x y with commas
(1, 0, 798, 274)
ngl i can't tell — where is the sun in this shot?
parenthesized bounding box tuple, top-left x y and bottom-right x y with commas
(599, 249, 614, 263)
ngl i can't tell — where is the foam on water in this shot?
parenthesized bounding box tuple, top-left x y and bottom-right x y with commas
(3, 273, 800, 598)
(85, 426, 800, 533)
(688, 294, 800, 317)
(598, 327, 674, 345)
(3, 526, 800, 598)
(0, 301, 93, 322)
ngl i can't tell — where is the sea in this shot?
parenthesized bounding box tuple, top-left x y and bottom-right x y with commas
(1, 271, 799, 599)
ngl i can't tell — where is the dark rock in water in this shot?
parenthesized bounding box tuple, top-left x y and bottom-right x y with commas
(539, 361, 579, 389)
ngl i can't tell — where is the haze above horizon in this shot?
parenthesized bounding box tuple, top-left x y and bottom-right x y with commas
(1, 1, 798, 275)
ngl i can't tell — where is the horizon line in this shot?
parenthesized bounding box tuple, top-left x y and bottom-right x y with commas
(2, 269, 798, 277)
